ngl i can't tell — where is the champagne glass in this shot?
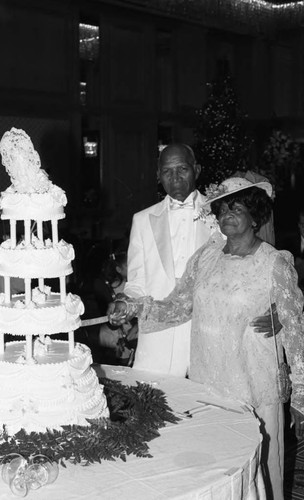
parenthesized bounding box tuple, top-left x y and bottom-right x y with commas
(29, 455, 59, 485)
(24, 463, 47, 490)
(1, 454, 26, 485)
(9, 467, 28, 498)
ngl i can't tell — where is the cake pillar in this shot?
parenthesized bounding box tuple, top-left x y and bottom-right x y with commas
(38, 278, 44, 290)
(25, 278, 31, 305)
(26, 335, 33, 361)
(60, 277, 66, 302)
(4, 276, 10, 303)
(10, 220, 17, 248)
(37, 220, 43, 241)
(0, 333, 4, 355)
(51, 220, 58, 245)
(24, 220, 31, 245)
(68, 331, 74, 353)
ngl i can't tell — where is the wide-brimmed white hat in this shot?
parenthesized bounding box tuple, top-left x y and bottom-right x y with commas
(204, 177, 272, 205)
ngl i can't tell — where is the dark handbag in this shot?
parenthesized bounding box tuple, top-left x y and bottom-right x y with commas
(269, 297, 292, 403)
(277, 361, 292, 403)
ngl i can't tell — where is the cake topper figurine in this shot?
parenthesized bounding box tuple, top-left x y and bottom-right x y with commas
(0, 127, 50, 194)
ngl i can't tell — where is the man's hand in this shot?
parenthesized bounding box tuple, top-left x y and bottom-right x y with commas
(290, 406, 304, 439)
(125, 323, 138, 342)
(250, 303, 282, 338)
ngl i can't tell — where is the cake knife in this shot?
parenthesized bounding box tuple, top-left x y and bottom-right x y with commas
(81, 316, 109, 327)
(196, 400, 244, 414)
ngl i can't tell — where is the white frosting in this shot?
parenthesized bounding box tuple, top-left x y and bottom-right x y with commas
(0, 187, 66, 221)
(0, 341, 109, 434)
(0, 292, 84, 335)
(0, 128, 50, 194)
(0, 127, 109, 435)
(0, 240, 74, 278)
(0, 128, 67, 219)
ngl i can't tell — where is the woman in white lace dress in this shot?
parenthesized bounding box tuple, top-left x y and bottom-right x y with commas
(109, 177, 304, 500)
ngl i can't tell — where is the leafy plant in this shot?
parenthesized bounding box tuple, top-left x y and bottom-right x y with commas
(0, 378, 179, 466)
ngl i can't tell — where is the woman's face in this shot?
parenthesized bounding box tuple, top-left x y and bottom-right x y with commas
(218, 201, 254, 237)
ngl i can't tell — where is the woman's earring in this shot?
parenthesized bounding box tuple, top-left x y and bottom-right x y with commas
(252, 221, 257, 228)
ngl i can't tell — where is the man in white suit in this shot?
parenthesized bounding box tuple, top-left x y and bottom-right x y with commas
(124, 143, 219, 376)
(119, 143, 280, 376)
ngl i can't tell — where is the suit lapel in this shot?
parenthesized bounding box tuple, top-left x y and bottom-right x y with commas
(149, 202, 175, 282)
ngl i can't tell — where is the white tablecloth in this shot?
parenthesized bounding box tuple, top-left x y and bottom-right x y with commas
(0, 365, 266, 500)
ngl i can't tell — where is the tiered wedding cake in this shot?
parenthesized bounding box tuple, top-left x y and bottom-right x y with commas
(0, 128, 108, 435)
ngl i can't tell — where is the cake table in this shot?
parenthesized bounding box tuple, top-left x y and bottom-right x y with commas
(0, 365, 266, 500)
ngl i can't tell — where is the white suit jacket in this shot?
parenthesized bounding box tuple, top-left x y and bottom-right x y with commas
(124, 191, 215, 376)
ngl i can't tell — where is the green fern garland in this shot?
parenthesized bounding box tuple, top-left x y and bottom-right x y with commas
(0, 378, 179, 466)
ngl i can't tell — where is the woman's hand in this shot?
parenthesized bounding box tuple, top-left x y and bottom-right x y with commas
(290, 406, 304, 439)
(107, 299, 141, 326)
(107, 300, 129, 325)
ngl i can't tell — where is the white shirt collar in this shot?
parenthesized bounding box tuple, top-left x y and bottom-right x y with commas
(166, 190, 198, 209)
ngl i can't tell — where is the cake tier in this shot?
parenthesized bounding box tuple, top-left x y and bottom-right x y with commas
(0, 340, 109, 434)
(0, 240, 74, 278)
(0, 292, 84, 335)
(0, 185, 67, 221)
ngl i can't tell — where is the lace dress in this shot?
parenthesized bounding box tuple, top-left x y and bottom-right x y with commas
(139, 234, 304, 411)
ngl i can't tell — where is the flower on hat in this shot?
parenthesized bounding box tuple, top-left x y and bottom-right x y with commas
(204, 176, 272, 203)
(204, 182, 228, 201)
